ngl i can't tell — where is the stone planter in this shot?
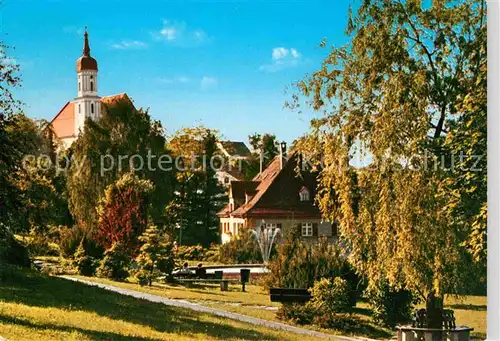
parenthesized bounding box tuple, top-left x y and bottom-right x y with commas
(397, 326, 474, 341)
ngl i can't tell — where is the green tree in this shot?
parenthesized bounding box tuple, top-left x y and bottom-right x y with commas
(289, 0, 485, 327)
(166, 127, 227, 246)
(67, 99, 176, 234)
(442, 58, 487, 263)
(134, 225, 175, 286)
(7, 115, 71, 234)
(96, 241, 129, 281)
(0, 42, 24, 228)
(247, 133, 279, 174)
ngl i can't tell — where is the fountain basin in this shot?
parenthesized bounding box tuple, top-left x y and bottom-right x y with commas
(397, 325, 473, 341)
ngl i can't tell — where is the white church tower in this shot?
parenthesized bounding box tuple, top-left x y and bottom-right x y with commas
(74, 27, 100, 136)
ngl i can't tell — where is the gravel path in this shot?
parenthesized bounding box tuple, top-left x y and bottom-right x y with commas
(59, 276, 376, 341)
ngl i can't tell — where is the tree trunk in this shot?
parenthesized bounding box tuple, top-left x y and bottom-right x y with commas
(425, 291, 444, 328)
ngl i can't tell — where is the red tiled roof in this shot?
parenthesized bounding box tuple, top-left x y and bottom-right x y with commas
(50, 93, 134, 140)
(230, 181, 259, 201)
(50, 102, 75, 138)
(218, 152, 322, 219)
(229, 154, 283, 217)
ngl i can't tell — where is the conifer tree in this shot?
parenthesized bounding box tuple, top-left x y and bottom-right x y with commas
(134, 226, 175, 286)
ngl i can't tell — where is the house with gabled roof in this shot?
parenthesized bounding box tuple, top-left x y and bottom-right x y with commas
(217, 147, 337, 243)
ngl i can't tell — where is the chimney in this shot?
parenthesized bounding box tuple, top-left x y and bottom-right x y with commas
(279, 141, 287, 170)
(259, 138, 264, 174)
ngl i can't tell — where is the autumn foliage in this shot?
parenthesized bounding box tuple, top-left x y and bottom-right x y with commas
(97, 173, 154, 255)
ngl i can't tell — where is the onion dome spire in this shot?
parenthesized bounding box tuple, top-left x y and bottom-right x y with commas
(76, 26, 98, 72)
(83, 26, 91, 56)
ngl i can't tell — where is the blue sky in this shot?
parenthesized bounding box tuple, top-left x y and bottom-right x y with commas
(1, 0, 353, 145)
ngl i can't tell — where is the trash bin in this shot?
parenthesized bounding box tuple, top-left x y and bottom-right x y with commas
(240, 269, 251, 283)
(240, 269, 250, 292)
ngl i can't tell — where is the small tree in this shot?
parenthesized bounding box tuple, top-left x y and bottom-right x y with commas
(96, 173, 154, 256)
(73, 240, 95, 276)
(134, 226, 175, 286)
(96, 241, 129, 281)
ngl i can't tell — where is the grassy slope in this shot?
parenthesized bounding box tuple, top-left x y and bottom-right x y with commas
(0, 269, 326, 341)
(73, 276, 393, 339)
(74, 276, 486, 340)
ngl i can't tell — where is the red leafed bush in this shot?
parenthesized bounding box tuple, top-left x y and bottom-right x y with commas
(96, 173, 154, 256)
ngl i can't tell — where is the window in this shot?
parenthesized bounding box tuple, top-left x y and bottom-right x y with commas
(265, 223, 276, 230)
(78, 104, 81, 113)
(299, 186, 310, 201)
(90, 81, 94, 91)
(301, 223, 313, 237)
(224, 177, 230, 184)
(91, 103, 94, 114)
(264, 223, 278, 235)
(78, 82, 81, 91)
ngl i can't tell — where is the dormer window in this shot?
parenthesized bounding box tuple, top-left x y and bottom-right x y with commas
(299, 186, 310, 201)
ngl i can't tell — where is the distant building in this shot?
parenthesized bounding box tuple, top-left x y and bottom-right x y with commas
(215, 166, 245, 188)
(215, 141, 251, 188)
(216, 141, 252, 159)
(217, 148, 337, 244)
(49, 28, 135, 148)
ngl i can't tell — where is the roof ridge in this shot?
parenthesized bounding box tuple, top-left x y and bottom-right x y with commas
(49, 101, 71, 124)
(101, 92, 127, 98)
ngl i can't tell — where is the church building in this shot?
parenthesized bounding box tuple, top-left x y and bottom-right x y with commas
(50, 29, 134, 148)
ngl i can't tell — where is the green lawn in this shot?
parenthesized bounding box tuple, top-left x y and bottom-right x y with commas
(0, 269, 328, 341)
(444, 295, 486, 340)
(73, 276, 486, 340)
(73, 276, 393, 339)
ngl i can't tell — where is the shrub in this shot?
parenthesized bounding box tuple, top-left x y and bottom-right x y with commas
(176, 245, 205, 261)
(218, 229, 262, 264)
(0, 263, 17, 282)
(266, 233, 362, 306)
(308, 277, 351, 315)
(203, 245, 220, 262)
(364, 280, 416, 328)
(278, 277, 361, 331)
(26, 232, 59, 257)
(276, 303, 315, 325)
(0, 226, 30, 267)
(96, 242, 130, 281)
(59, 225, 85, 258)
(134, 226, 175, 286)
(73, 241, 96, 276)
(59, 225, 104, 259)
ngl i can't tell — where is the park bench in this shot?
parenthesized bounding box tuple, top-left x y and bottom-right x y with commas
(174, 268, 251, 292)
(269, 288, 312, 303)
